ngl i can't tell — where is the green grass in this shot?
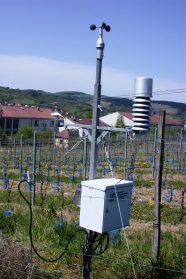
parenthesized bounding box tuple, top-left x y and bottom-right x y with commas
(0, 135, 185, 277)
(92, 230, 186, 279)
(131, 202, 186, 224)
(0, 188, 185, 278)
(166, 180, 186, 190)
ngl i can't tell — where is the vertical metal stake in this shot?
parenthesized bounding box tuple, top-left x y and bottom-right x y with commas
(83, 134, 87, 180)
(13, 137, 16, 169)
(152, 128, 157, 178)
(124, 132, 128, 179)
(32, 131, 36, 206)
(178, 128, 183, 174)
(53, 123, 56, 175)
(19, 135, 23, 180)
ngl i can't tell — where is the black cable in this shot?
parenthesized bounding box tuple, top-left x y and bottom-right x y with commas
(83, 232, 109, 256)
(93, 233, 109, 255)
(18, 179, 88, 263)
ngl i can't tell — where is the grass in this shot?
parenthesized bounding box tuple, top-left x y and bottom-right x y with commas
(0, 137, 185, 277)
(0, 185, 185, 278)
(0, 203, 185, 278)
(130, 202, 186, 224)
(91, 230, 186, 279)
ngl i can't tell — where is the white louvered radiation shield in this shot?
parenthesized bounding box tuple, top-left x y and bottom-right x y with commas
(132, 77, 153, 132)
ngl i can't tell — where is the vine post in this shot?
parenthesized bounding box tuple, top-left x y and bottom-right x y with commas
(152, 110, 166, 265)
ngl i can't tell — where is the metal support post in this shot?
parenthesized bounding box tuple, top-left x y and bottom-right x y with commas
(32, 131, 36, 206)
(178, 128, 183, 174)
(124, 132, 128, 179)
(27, 171, 33, 269)
(19, 135, 23, 180)
(39, 135, 42, 170)
(51, 113, 61, 175)
(53, 127, 56, 176)
(89, 62, 103, 178)
(83, 134, 87, 180)
(83, 22, 110, 279)
(152, 128, 157, 178)
(13, 137, 16, 169)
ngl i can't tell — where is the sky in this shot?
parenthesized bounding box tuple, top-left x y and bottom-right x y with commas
(0, 0, 185, 103)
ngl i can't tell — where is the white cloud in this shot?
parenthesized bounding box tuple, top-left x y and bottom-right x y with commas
(0, 54, 185, 103)
(0, 54, 95, 93)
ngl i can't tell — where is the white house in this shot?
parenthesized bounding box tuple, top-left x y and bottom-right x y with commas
(100, 112, 133, 128)
(58, 117, 108, 139)
(100, 111, 183, 128)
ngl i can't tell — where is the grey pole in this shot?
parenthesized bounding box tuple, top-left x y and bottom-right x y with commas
(83, 133, 87, 180)
(19, 135, 23, 180)
(89, 26, 105, 180)
(178, 128, 183, 174)
(83, 23, 110, 279)
(39, 134, 42, 171)
(124, 132, 128, 179)
(13, 137, 16, 169)
(32, 130, 36, 206)
(152, 128, 157, 178)
(52, 118, 56, 176)
(50, 112, 59, 176)
(27, 171, 33, 268)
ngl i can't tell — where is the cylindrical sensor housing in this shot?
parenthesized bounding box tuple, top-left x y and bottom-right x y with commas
(132, 77, 153, 132)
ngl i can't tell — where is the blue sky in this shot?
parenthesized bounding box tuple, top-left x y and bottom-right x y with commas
(0, 0, 185, 103)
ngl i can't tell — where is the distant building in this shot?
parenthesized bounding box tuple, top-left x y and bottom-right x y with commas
(100, 112, 183, 128)
(55, 128, 79, 148)
(150, 113, 183, 127)
(0, 105, 61, 135)
(57, 117, 108, 144)
(100, 112, 133, 128)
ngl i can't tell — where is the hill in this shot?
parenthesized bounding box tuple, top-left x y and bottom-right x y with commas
(0, 86, 185, 122)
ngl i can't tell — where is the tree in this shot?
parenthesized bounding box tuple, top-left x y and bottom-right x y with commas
(16, 126, 34, 140)
(116, 114, 125, 128)
(86, 111, 92, 119)
(0, 131, 8, 144)
(38, 129, 53, 139)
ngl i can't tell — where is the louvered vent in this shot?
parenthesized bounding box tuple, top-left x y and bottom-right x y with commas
(132, 77, 153, 132)
(109, 191, 128, 201)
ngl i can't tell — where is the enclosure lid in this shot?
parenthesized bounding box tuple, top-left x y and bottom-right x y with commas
(81, 178, 132, 192)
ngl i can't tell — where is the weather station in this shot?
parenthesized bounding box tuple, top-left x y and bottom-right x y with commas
(73, 23, 135, 279)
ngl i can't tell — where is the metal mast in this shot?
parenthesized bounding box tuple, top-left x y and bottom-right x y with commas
(82, 23, 110, 279)
(89, 22, 110, 180)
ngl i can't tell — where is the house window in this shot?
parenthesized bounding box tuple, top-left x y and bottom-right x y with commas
(6, 119, 12, 134)
(0, 119, 5, 130)
(13, 119, 19, 133)
(50, 121, 54, 127)
(43, 122, 47, 127)
(34, 120, 39, 127)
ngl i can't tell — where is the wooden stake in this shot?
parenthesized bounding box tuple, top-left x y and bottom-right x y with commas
(152, 110, 166, 265)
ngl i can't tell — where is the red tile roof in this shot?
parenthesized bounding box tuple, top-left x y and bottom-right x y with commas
(56, 129, 69, 139)
(120, 112, 182, 126)
(120, 112, 133, 120)
(150, 114, 182, 125)
(0, 105, 54, 119)
(75, 118, 109, 126)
